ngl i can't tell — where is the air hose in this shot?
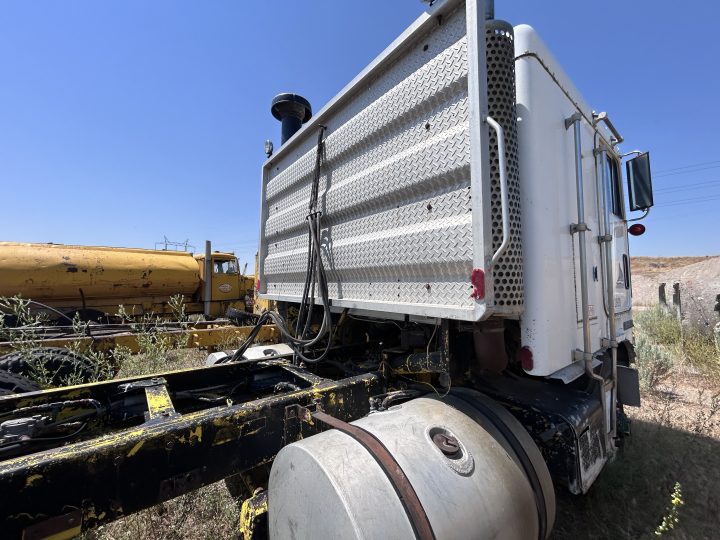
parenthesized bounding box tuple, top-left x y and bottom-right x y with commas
(229, 127, 333, 364)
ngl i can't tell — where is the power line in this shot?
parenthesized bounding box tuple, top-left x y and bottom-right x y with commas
(655, 163, 720, 179)
(655, 194, 720, 208)
(655, 178, 720, 193)
(654, 160, 720, 175)
(658, 207, 720, 220)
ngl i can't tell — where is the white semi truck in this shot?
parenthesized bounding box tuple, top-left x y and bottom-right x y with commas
(259, 0, 652, 534)
(0, 1, 654, 538)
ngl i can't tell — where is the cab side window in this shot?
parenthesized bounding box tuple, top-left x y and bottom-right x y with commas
(214, 261, 228, 274)
(213, 260, 239, 274)
(605, 156, 624, 218)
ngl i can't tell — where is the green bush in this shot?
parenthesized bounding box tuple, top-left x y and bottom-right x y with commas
(0, 294, 195, 386)
(635, 332, 674, 390)
(636, 305, 719, 375)
(636, 306, 682, 346)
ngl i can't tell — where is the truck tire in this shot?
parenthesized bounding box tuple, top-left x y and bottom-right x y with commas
(0, 347, 97, 386)
(226, 307, 259, 327)
(0, 370, 41, 396)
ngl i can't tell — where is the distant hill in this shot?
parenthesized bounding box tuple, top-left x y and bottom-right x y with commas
(631, 256, 720, 330)
(631, 256, 714, 277)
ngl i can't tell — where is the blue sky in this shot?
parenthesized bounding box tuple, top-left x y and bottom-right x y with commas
(1, 0, 718, 269)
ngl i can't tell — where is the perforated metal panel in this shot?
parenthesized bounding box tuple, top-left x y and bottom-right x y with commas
(486, 20, 524, 311)
(259, 0, 522, 321)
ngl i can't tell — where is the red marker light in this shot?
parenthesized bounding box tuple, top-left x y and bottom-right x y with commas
(518, 346, 533, 371)
(470, 268, 485, 300)
(628, 224, 646, 236)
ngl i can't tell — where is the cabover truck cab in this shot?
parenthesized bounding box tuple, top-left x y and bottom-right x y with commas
(0, 1, 655, 538)
(258, 0, 653, 524)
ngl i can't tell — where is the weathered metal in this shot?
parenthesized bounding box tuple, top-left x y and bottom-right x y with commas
(0, 242, 201, 301)
(0, 1, 653, 537)
(477, 374, 607, 495)
(0, 242, 254, 318)
(313, 410, 436, 540)
(0, 360, 382, 538)
(388, 350, 448, 375)
(270, 394, 553, 540)
(238, 488, 269, 540)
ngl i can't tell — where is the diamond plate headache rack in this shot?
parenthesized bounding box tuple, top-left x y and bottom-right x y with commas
(258, 0, 519, 322)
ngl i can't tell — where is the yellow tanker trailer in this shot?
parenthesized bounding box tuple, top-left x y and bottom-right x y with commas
(0, 242, 254, 320)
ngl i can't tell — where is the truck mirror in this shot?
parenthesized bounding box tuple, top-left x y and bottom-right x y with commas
(626, 152, 654, 211)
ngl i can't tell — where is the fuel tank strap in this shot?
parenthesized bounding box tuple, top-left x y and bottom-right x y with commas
(312, 411, 435, 540)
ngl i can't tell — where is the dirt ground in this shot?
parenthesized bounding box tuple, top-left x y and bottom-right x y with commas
(554, 261, 720, 539)
(553, 367, 720, 539)
(80, 259, 720, 538)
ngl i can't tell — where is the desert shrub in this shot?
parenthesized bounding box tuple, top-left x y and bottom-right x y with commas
(676, 326, 719, 373)
(0, 297, 115, 387)
(0, 294, 199, 386)
(636, 305, 719, 375)
(635, 332, 674, 390)
(0, 296, 48, 353)
(114, 297, 196, 377)
(636, 306, 682, 346)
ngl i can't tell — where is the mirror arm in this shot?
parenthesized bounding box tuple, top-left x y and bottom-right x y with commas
(621, 149, 643, 158)
(627, 207, 651, 223)
(593, 112, 624, 144)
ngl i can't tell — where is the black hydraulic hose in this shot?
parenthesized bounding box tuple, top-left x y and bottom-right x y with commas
(298, 127, 327, 341)
(25, 300, 74, 324)
(229, 126, 333, 365)
(296, 231, 314, 336)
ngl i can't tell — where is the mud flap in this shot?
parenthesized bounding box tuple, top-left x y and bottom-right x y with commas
(617, 365, 641, 407)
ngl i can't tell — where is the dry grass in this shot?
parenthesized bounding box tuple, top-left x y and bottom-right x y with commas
(84, 482, 240, 540)
(630, 257, 712, 277)
(635, 306, 719, 377)
(7, 293, 720, 538)
(0, 296, 247, 540)
(97, 306, 720, 539)
(554, 306, 720, 539)
(80, 340, 242, 540)
(554, 369, 720, 539)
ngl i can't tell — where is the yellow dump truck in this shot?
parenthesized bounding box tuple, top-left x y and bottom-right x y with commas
(0, 242, 255, 319)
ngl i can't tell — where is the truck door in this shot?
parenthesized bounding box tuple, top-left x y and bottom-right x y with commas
(597, 148, 632, 315)
(211, 257, 242, 302)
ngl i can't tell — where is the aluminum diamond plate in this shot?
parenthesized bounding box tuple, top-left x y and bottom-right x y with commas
(259, 0, 504, 321)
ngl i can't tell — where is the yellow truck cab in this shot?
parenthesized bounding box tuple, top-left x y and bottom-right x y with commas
(195, 252, 255, 317)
